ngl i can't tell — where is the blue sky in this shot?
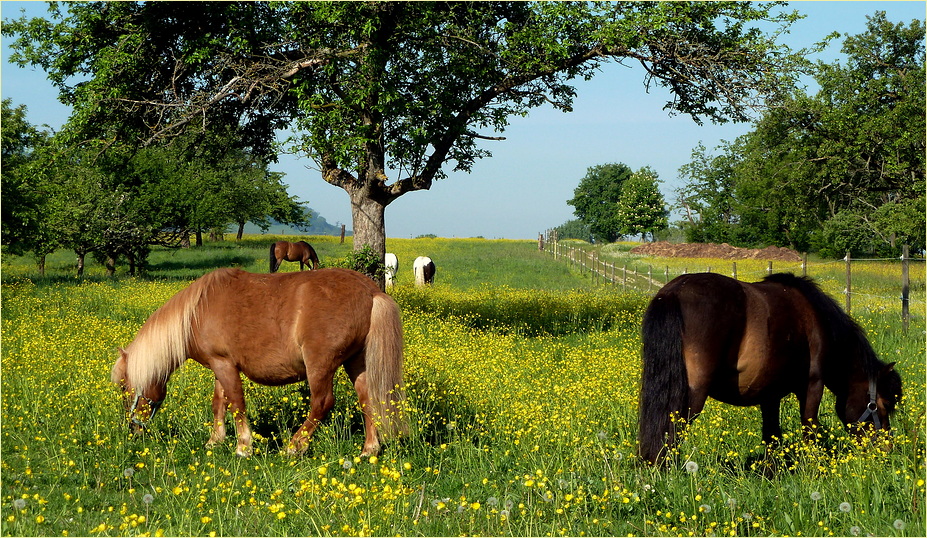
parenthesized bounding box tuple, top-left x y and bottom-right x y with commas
(3, 1, 925, 240)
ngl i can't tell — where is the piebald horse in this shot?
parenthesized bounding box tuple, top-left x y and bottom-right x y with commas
(413, 256, 435, 286)
(111, 267, 408, 457)
(269, 240, 320, 272)
(638, 272, 901, 465)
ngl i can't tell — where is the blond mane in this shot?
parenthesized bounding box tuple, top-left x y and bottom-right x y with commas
(123, 269, 233, 391)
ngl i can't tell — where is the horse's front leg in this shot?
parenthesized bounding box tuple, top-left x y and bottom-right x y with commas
(207, 379, 228, 446)
(798, 377, 825, 441)
(212, 363, 253, 457)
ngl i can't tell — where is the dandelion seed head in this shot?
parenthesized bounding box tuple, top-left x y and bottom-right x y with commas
(13, 499, 26, 510)
(684, 460, 699, 474)
(839, 501, 852, 513)
(810, 491, 823, 501)
(699, 503, 711, 513)
(850, 525, 861, 536)
(893, 519, 905, 530)
(142, 494, 154, 505)
(123, 468, 135, 478)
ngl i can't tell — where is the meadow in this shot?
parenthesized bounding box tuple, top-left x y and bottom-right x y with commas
(1, 236, 924, 537)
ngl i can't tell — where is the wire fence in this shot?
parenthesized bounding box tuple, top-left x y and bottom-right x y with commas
(540, 238, 925, 332)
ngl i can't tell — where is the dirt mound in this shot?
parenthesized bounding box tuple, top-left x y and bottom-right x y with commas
(629, 241, 802, 262)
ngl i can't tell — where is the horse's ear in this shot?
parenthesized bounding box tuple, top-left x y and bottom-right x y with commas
(883, 362, 896, 373)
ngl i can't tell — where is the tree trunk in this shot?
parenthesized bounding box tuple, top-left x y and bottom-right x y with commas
(350, 190, 388, 290)
(237, 221, 245, 241)
(36, 254, 46, 277)
(76, 252, 85, 278)
(105, 253, 117, 277)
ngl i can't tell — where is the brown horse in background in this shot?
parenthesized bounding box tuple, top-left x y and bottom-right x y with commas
(638, 272, 901, 465)
(111, 268, 408, 457)
(270, 240, 320, 272)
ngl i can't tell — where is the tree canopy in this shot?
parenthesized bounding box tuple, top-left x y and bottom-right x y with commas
(4, 1, 806, 276)
(568, 163, 667, 242)
(676, 12, 925, 256)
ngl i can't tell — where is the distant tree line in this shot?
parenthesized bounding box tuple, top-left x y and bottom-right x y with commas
(1, 99, 308, 276)
(675, 13, 924, 257)
(555, 13, 924, 258)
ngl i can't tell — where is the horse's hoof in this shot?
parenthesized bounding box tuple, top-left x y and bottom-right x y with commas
(285, 443, 309, 457)
(235, 445, 252, 458)
(359, 445, 381, 458)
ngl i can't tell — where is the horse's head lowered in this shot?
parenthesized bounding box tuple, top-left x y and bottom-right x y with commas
(111, 348, 167, 434)
(840, 362, 901, 437)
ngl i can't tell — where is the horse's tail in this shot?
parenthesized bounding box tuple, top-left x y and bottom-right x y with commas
(365, 293, 409, 441)
(638, 292, 689, 464)
(269, 243, 279, 273)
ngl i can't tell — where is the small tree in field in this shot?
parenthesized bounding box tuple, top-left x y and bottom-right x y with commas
(615, 167, 668, 241)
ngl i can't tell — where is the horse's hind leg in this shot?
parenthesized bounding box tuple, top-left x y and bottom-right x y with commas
(287, 370, 335, 456)
(760, 400, 783, 447)
(344, 356, 381, 457)
(207, 379, 228, 446)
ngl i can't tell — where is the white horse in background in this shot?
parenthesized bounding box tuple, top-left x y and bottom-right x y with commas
(385, 253, 398, 288)
(413, 256, 435, 287)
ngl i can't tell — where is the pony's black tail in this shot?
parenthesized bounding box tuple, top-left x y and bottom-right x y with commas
(638, 292, 689, 465)
(269, 243, 279, 273)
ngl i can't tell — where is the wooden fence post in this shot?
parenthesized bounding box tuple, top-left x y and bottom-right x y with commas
(732, 262, 737, 280)
(902, 245, 910, 333)
(802, 253, 808, 277)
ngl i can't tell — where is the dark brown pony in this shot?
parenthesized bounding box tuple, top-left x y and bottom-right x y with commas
(270, 240, 320, 272)
(111, 268, 408, 457)
(638, 272, 901, 464)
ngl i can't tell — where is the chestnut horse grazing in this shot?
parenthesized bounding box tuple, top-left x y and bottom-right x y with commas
(638, 272, 901, 465)
(413, 256, 435, 286)
(111, 267, 408, 457)
(269, 240, 320, 272)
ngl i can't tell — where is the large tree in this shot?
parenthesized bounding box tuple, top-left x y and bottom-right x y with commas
(5, 1, 805, 276)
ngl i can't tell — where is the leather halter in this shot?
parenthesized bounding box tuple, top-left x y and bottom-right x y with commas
(129, 393, 164, 428)
(854, 378, 881, 429)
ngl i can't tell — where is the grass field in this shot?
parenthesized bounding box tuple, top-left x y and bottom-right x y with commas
(2, 236, 924, 537)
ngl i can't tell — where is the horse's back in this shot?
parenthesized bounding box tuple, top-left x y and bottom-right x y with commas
(654, 272, 821, 405)
(189, 268, 380, 381)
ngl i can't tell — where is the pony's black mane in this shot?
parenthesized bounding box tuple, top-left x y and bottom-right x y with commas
(762, 273, 882, 376)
